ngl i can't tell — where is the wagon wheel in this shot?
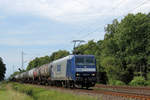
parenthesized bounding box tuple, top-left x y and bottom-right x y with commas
(86, 86, 89, 89)
(64, 81, 69, 88)
(69, 81, 75, 89)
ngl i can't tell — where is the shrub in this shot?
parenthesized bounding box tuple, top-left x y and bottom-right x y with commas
(146, 80, 150, 86)
(109, 80, 125, 86)
(129, 76, 147, 86)
(115, 80, 126, 86)
(147, 72, 150, 80)
(26, 89, 33, 96)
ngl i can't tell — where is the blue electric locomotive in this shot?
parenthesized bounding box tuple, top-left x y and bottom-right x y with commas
(51, 55, 97, 88)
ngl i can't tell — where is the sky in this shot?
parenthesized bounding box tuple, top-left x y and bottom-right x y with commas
(0, 0, 150, 78)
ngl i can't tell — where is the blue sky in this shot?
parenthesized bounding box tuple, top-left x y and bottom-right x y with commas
(0, 0, 149, 78)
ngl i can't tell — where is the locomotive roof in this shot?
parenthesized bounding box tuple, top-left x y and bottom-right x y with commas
(74, 54, 95, 57)
(51, 54, 95, 64)
(51, 55, 74, 64)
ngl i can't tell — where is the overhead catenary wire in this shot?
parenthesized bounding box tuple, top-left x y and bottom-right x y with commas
(72, 0, 127, 40)
(22, 47, 71, 65)
(77, 0, 150, 41)
(112, 0, 127, 9)
(127, 0, 150, 13)
(74, 0, 129, 40)
(115, 0, 150, 20)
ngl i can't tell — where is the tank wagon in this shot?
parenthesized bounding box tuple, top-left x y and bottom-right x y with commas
(13, 55, 97, 89)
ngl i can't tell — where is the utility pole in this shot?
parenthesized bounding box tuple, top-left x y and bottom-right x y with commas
(13, 65, 15, 73)
(72, 40, 85, 54)
(21, 50, 24, 70)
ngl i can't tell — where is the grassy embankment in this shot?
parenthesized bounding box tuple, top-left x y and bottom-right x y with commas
(11, 82, 96, 100)
(0, 82, 33, 100)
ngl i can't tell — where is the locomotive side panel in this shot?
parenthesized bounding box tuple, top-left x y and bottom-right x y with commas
(51, 55, 73, 80)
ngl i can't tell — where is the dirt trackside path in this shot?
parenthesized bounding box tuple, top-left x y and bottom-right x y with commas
(0, 83, 33, 100)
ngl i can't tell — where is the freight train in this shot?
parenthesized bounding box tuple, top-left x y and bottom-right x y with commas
(12, 55, 97, 89)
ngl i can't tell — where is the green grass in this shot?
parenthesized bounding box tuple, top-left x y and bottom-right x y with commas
(11, 82, 96, 100)
(0, 82, 33, 100)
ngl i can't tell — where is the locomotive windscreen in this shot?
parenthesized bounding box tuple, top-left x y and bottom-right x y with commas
(75, 56, 95, 66)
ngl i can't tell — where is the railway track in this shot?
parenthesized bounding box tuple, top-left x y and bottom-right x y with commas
(95, 84, 150, 95)
(93, 88, 150, 100)
(94, 84, 150, 100)
(24, 83, 150, 100)
(95, 84, 150, 90)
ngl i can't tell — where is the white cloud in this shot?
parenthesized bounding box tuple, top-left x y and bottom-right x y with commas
(0, 0, 149, 23)
(0, 36, 71, 46)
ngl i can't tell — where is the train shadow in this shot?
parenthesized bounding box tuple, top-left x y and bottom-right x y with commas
(74, 87, 94, 90)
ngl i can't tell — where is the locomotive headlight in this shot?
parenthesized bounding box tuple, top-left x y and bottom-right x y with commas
(76, 73, 80, 76)
(91, 73, 95, 76)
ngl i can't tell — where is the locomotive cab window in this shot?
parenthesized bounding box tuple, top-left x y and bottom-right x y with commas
(85, 57, 95, 65)
(75, 57, 84, 65)
(75, 56, 95, 66)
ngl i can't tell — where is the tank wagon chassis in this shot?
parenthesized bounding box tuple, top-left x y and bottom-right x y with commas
(12, 55, 97, 89)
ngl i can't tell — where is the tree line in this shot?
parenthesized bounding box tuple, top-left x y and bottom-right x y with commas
(11, 13, 150, 86)
(0, 57, 6, 81)
(26, 50, 70, 70)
